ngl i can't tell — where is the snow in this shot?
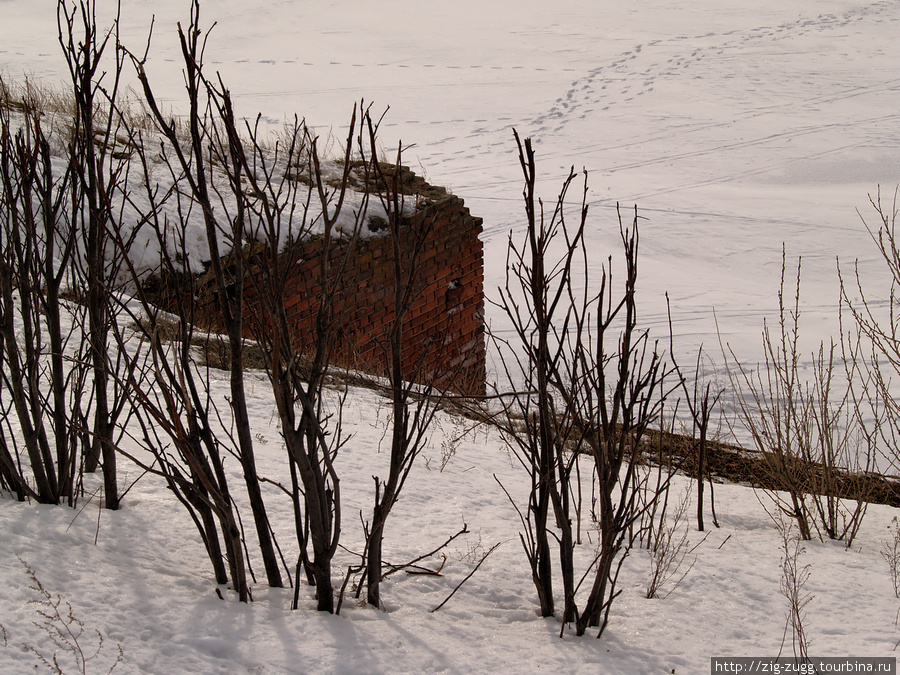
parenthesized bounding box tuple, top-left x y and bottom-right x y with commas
(4, 0, 898, 366)
(2, 0, 900, 672)
(3, 389, 900, 673)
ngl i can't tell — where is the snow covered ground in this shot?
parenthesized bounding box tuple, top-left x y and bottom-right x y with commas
(2, 379, 900, 674)
(2, 0, 900, 672)
(3, 371, 900, 674)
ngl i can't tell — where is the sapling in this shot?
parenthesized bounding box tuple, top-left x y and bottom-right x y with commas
(881, 516, 900, 600)
(777, 521, 813, 662)
(11, 556, 123, 675)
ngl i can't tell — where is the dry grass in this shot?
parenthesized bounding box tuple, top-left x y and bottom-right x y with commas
(129, 316, 268, 371)
(191, 334, 268, 371)
(643, 425, 900, 508)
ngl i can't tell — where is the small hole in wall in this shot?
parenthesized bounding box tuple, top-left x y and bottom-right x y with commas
(446, 278, 463, 314)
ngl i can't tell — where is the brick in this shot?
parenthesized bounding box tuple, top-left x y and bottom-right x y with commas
(169, 170, 486, 396)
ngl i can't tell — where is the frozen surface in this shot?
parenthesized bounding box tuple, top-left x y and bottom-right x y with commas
(2, 0, 898, 367)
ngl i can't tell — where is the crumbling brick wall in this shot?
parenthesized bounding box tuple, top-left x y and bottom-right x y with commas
(184, 176, 485, 395)
(275, 192, 485, 394)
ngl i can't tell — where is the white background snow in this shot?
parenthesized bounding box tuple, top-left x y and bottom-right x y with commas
(2, 0, 900, 673)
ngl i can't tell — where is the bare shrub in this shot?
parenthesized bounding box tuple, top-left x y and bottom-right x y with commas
(219, 110, 361, 613)
(805, 339, 876, 545)
(668, 318, 724, 532)
(437, 415, 468, 473)
(11, 556, 123, 675)
(124, 0, 286, 590)
(777, 521, 813, 662)
(881, 517, 900, 599)
(0, 74, 91, 506)
(359, 118, 467, 609)
(0, 0, 143, 510)
(724, 251, 875, 545)
(645, 484, 696, 599)
(492, 132, 675, 637)
(840, 188, 900, 482)
(56, 0, 138, 509)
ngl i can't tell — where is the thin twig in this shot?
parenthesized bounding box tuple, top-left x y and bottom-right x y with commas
(430, 542, 501, 613)
(381, 524, 469, 581)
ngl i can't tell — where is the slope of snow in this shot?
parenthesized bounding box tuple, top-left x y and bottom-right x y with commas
(2, 381, 900, 674)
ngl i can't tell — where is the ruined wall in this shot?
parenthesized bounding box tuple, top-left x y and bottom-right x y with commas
(273, 191, 485, 394)
(181, 178, 486, 395)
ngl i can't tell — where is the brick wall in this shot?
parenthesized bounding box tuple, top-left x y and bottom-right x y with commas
(186, 176, 485, 395)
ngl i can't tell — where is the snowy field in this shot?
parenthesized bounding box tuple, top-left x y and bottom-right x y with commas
(3, 0, 899, 365)
(2, 380, 900, 674)
(2, 0, 900, 673)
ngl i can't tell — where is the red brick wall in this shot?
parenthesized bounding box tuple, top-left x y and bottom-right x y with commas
(191, 187, 485, 395)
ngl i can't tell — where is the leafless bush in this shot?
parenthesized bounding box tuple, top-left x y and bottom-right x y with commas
(123, 0, 289, 590)
(777, 521, 813, 662)
(110, 208, 262, 600)
(0, 0, 143, 510)
(237, 109, 359, 613)
(112, 304, 256, 600)
(882, 517, 900, 599)
(805, 339, 876, 546)
(358, 117, 468, 609)
(492, 132, 675, 637)
(118, 0, 455, 612)
(435, 415, 468, 473)
(0, 73, 90, 506)
(668, 320, 724, 531)
(840, 188, 900, 482)
(9, 556, 123, 675)
(645, 484, 696, 599)
(55, 0, 142, 510)
(723, 256, 813, 539)
(724, 251, 875, 545)
(630, 404, 679, 548)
